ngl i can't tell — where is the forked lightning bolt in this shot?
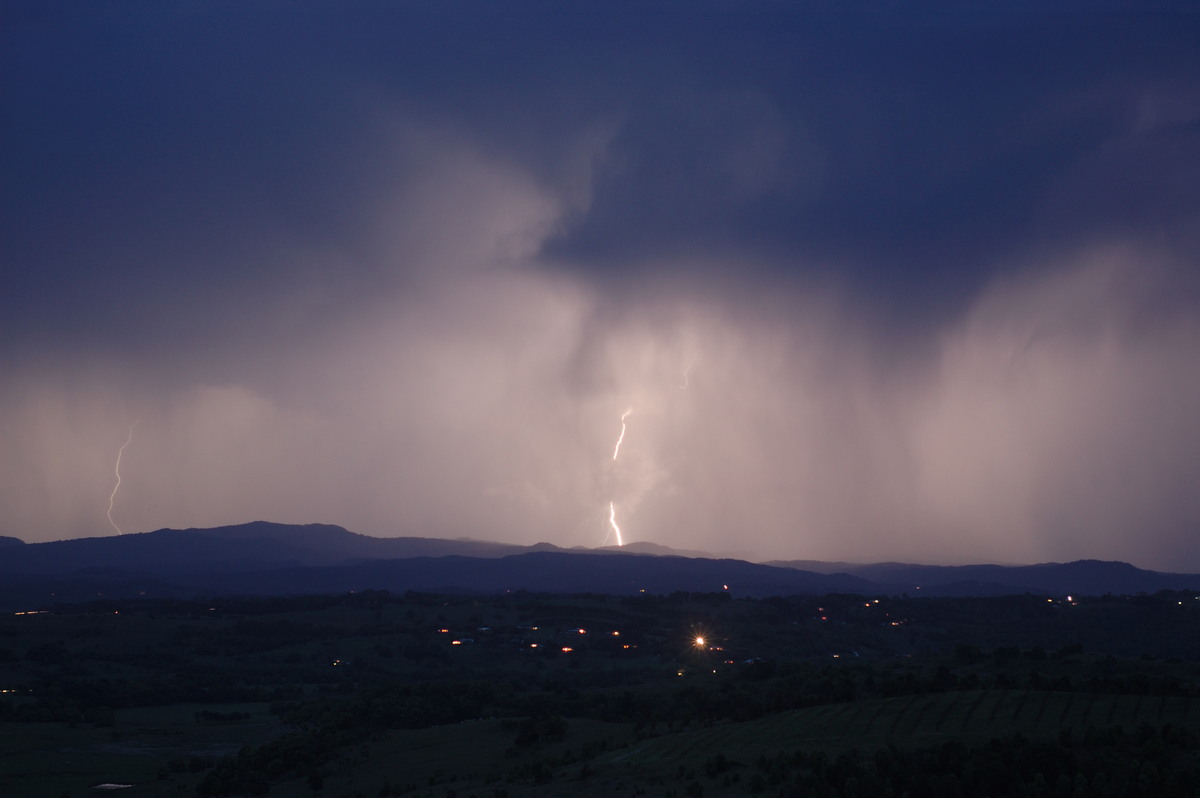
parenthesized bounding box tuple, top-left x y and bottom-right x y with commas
(609, 501, 624, 548)
(107, 421, 138, 535)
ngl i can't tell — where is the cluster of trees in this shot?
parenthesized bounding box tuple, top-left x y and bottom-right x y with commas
(196, 727, 356, 797)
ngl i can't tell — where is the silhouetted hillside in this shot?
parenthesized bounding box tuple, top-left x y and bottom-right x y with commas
(185, 551, 876, 599)
(0, 522, 529, 576)
(2, 522, 1197, 611)
(770, 558, 1200, 596)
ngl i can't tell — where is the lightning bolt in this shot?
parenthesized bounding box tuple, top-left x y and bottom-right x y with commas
(609, 500, 624, 548)
(106, 421, 138, 535)
(681, 354, 697, 389)
(612, 408, 632, 460)
(600, 352, 696, 550)
(605, 407, 634, 547)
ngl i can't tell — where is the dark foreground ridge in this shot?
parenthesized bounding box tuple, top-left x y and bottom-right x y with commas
(3, 587, 1200, 796)
(2, 522, 1198, 610)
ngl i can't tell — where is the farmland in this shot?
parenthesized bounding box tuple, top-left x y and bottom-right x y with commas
(2, 589, 1199, 796)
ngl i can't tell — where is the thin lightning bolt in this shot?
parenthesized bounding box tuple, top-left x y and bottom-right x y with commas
(107, 421, 138, 535)
(681, 354, 697, 389)
(606, 407, 633, 547)
(609, 501, 624, 548)
(612, 408, 632, 460)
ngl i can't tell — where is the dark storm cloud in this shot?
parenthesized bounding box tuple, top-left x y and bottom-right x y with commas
(3, 3, 1199, 570)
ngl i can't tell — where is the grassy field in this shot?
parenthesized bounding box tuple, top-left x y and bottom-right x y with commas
(250, 717, 636, 798)
(613, 689, 1198, 761)
(0, 702, 284, 798)
(575, 690, 1200, 796)
(139, 690, 1193, 798)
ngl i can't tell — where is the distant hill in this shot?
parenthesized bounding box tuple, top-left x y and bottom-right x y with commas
(183, 551, 878, 600)
(599, 540, 717, 558)
(1, 522, 1197, 610)
(0, 536, 24, 548)
(768, 558, 1200, 597)
(0, 522, 530, 576)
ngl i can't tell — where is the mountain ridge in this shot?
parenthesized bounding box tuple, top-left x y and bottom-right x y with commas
(2, 522, 1196, 610)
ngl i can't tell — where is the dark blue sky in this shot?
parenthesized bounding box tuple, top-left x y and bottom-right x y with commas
(3, 2, 1200, 568)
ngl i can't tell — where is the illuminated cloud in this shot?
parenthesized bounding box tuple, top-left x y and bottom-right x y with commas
(2, 4, 1198, 571)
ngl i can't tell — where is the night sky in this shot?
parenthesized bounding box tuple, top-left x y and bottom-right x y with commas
(4, 2, 1200, 569)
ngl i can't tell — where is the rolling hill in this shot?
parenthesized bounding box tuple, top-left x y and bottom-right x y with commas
(1, 522, 1197, 610)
